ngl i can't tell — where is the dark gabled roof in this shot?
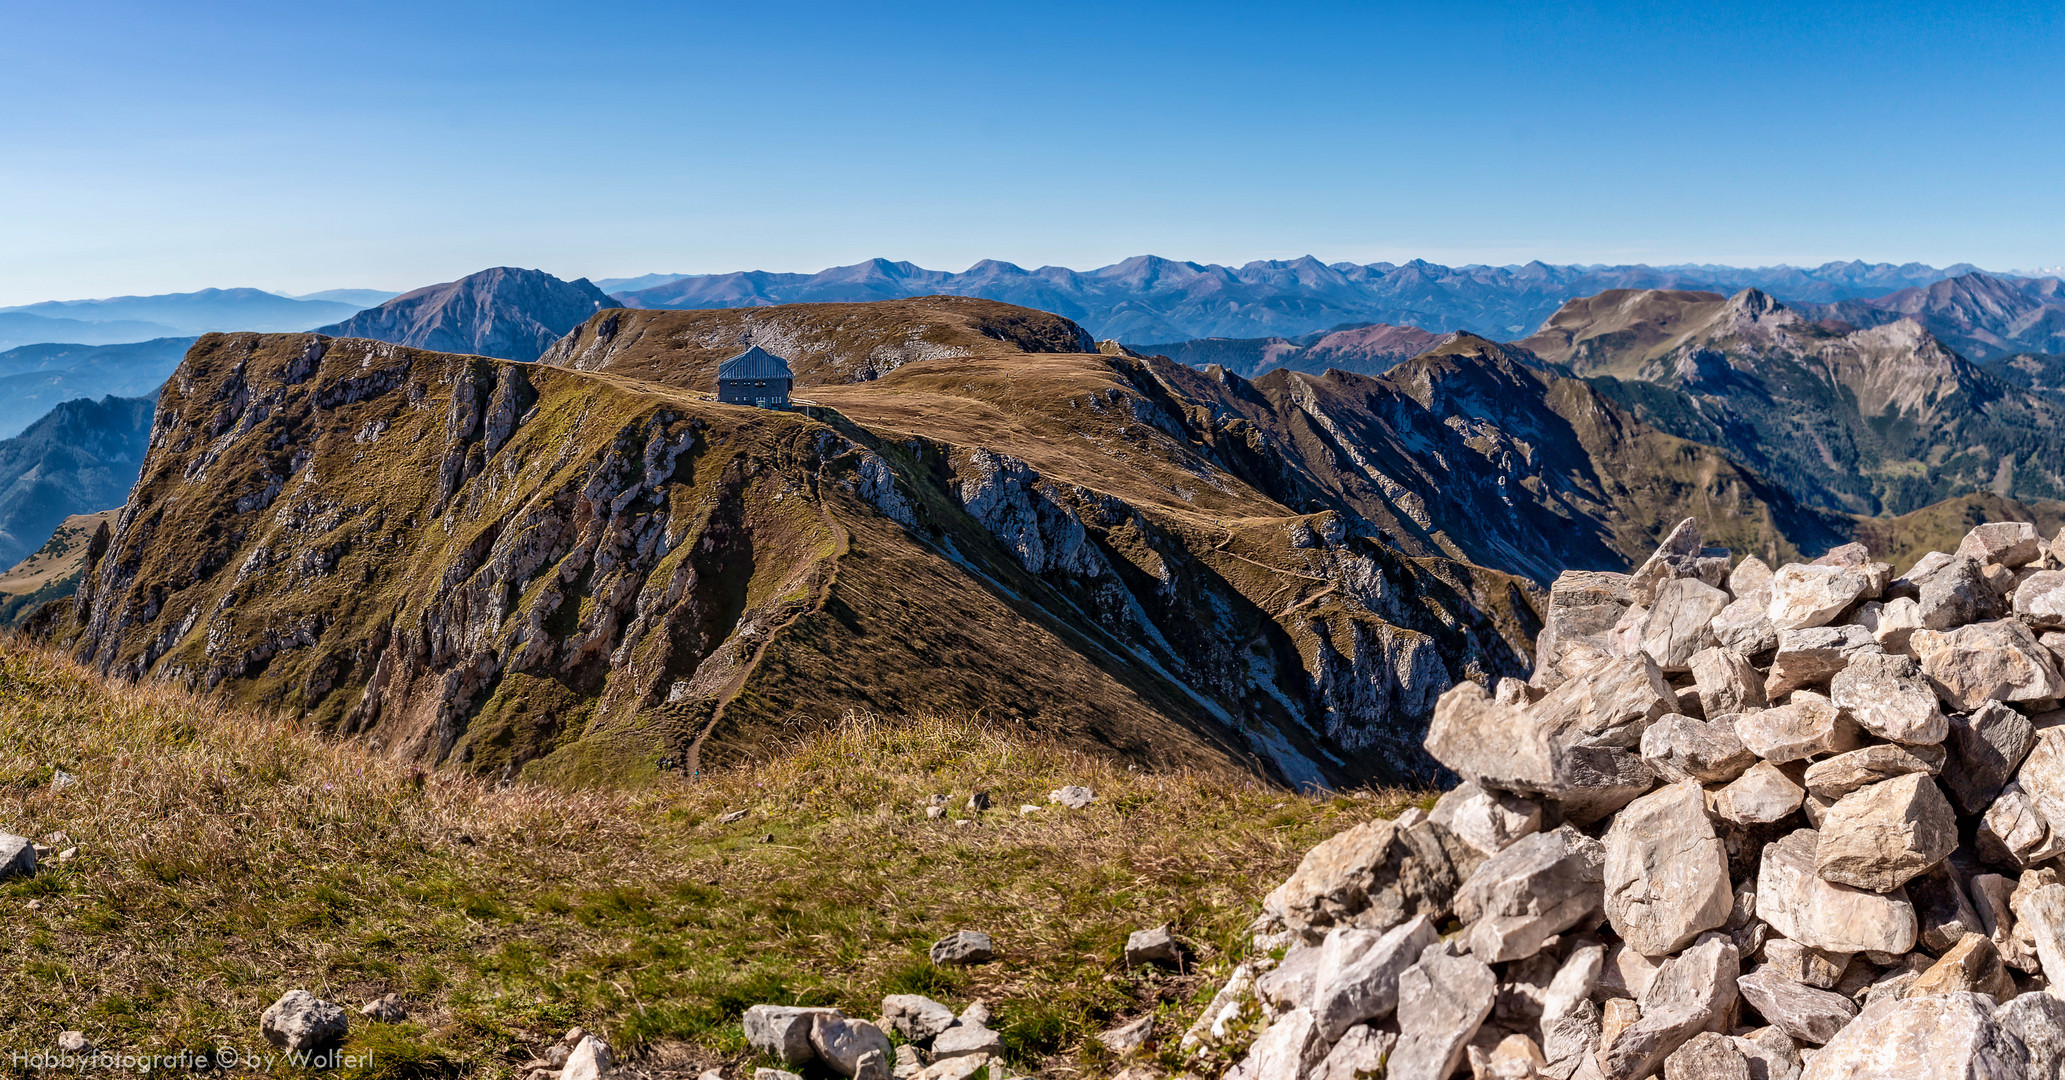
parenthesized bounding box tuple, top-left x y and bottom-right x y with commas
(716, 344, 793, 381)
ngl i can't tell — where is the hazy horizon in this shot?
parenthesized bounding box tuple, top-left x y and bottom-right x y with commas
(3, 1, 2060, 304)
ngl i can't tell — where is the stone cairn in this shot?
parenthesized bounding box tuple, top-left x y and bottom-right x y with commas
(1188, 519, 2065, 1080)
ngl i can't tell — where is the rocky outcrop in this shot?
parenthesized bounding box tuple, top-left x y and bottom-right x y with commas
(1195, 517, 2065, 1080)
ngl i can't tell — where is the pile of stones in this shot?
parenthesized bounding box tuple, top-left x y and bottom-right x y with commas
(744, 992, 1013, 1080)
(1191, 519, 2065, 1079)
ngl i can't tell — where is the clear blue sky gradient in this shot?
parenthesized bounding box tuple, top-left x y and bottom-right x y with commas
(1, 0, 2060, 303)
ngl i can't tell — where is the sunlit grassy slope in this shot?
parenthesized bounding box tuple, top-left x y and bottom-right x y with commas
(0, 642, 1421, 1078)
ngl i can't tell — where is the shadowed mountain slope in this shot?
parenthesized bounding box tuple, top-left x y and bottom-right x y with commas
(1519, 288, 2065, 516)
(0, 394, 154, 568)
(315, 267, 619, 362)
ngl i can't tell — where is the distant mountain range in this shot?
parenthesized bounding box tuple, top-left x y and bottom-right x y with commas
(1800, 271, 2065, 360)
(0, 287, 363, 341)
(605, 256, 1987, 341)
(0, 337, 193, 438)
(0, 393, 154, 569)
(1518, 287, 2065, 517)
(314, 267, 619, 362)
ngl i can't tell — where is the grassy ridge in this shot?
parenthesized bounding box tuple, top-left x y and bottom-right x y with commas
(0, 643, 1418, 1076)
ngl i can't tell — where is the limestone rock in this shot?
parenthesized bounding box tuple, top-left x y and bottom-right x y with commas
(811, 1015, 894, 1077)
(2016, 570, 2065, 629)
(1539, 943, 1606, 1069)
(1640, 578, 1732, 672)
(1958, 522, 2044, 569)
(1604, 782, 1733, 957)
(1760, 936, 1850, 989)
(1908, 932, 2016, 1000)
(1256, 941, 1324, 1014)
(1457, 826, 1607, 962)
(1428, 680, 1560, 794)
(1640, 714, 1755, 784)
(0, 832, 35, 879)
(1767, 563, 1885, 631)
(1530, 653, 1678, 749)
(1536, 571, 1636, 689)
(1801, 743, 1943, 801)
(929, 931, 994, 965)
(1945, 702, 2036, 814)
(1228, 1006, 1328, 1080)
(1732, 555, 1775, 596)
(1314, 1024, 1395, 1080)
(1995, 991, 2065, 1080)
(1470, 1034, 1550, 1080)
(1262, 815, 1474, 942)
(928, 1021, 1002, 1061)
(1124, 926, 1181, 967)
(1813, 773, 1958, 892)
(1309, 914, 1439, 1041)
(1733, 692, 1858, 762)
(259, 990, 348, 1052)
(1714, 593, 1781, 658)
(563, 1036, 613, 1080)
(1737, 967, 1856, 1045)
(1430, 782, 1543, 858)
(1978, 782, 2065, 867)
(2019, 727, 2065, 848)
(1049, 785, 1094, 809)
(1799, 992, 2029, 1079)
(746, 1005, 842, 1065)
(1912, 619, 2065, 710)
(1665, 1031, 1751, 1080)
(1757, 829, 1917, 954)
(1629, 518, 1706, 606)
(881, 995, 958, 1044)
(1691, 647, 1769, 717)
(1598, 935, 1740, 1080)
(2014, 882, 2065, 989)
(1858, 595, 1925, 653)
(1908, 862, 1987, 954)
(1766, 625, 1880, 697)
(1730, 1028, 1803, 1080)
(1828, 652, 1948, 744)
(1900, 554, 2007, 631)
(1715, 761, 1807, 825)
(1388, 946, 1497, 1080)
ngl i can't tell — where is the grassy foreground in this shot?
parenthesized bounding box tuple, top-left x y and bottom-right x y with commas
(0, 643, 1423, 1077)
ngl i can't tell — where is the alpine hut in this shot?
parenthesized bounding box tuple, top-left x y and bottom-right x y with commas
(715, 345, 794, 408)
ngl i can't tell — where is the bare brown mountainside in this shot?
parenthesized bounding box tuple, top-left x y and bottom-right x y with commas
(1517, 287, 2065, 516)
(1134, 322, 1444, 378)
(313, 266, 619, 362)
(541, 295, 1097, 386)
(41, 296, 2040, 790)
(41, 321, 1545, 788)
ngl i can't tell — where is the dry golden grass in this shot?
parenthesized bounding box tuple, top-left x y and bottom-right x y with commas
(0, 642, 1425, 1078)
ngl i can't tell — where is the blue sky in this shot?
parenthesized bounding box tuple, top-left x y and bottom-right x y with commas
(0, 0, 2060, 303)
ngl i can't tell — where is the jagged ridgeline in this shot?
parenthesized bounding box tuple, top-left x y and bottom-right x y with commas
(39, 302, 1560, 788)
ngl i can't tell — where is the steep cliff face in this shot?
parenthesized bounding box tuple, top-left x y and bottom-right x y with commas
(49, 324, 1541, 788)
(1140, 335, 1846, 582)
